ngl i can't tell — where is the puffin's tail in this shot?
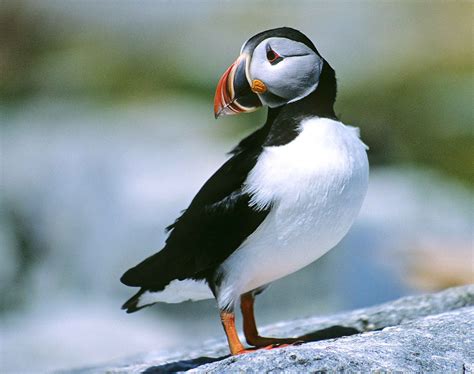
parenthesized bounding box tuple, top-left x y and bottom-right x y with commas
(121, 288, 152, 313)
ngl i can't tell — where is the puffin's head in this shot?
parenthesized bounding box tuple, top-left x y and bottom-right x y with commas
(214, 27, 326, 118)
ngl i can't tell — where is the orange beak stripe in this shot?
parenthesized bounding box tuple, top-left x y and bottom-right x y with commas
(213, 55, 262, 119)
(214, 60, 239, 118)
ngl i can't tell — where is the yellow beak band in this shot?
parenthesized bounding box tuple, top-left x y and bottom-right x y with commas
(251, 79, 267, 94)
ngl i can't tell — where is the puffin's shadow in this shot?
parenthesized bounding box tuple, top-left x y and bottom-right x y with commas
(142, 356, 227, 373)
(142, 325, 361, 373)
(297, 324, 360, 341)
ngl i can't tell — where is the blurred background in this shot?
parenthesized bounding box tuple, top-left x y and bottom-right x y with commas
(1, 1, 472, 372)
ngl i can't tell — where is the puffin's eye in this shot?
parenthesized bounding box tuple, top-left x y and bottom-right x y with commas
(266, 47, 282, 65)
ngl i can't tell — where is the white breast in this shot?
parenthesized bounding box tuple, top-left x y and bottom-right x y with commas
(216, 117, 369, 310)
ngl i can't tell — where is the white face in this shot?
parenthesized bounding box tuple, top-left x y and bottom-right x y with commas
(247, 37, 324, 108)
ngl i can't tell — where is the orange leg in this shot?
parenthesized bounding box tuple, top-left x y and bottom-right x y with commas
(220, 310, 248, 355)
(240, 292, 299, 348)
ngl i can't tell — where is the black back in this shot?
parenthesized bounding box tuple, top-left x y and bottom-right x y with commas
(120, 119, 273, 290)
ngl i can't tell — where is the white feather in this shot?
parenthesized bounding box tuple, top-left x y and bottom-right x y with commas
(137, 279, 213, 307)
(215, 117, 369, 309)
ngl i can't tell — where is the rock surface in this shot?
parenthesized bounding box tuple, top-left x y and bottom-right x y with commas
(68, 285, 474, 373)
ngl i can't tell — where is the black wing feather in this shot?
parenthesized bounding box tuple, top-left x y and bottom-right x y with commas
(120, 123, 272, 290)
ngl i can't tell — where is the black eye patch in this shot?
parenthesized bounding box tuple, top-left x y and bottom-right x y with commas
(266, 45, 283, 65)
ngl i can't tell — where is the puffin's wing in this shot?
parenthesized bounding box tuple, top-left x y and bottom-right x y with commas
(120, 129, 270, 290)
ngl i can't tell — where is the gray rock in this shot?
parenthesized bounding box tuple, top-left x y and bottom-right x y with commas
(198, 307, 474, 373)
(67, 285, 474, 373)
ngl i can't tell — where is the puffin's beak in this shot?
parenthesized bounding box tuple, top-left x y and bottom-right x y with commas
(214, 54, 262, 118)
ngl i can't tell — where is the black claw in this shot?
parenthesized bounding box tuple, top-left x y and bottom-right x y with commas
(293, 340, 305, 346)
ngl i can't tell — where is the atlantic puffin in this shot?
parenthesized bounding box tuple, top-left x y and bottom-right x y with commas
(121, 27, 369, 355)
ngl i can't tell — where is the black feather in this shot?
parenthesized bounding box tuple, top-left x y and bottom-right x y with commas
(120, 117, 273, 290)
(121, 288, 148, 313)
